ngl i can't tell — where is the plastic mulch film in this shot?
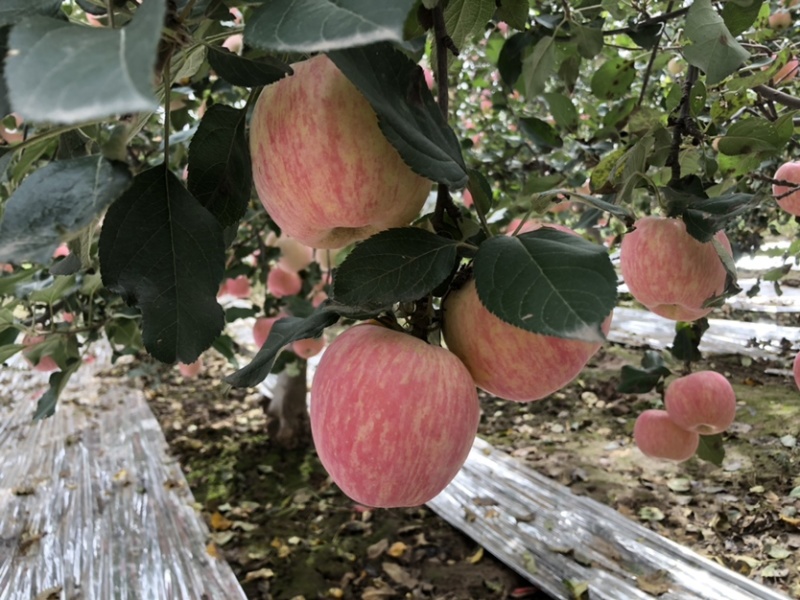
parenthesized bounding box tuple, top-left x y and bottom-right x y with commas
(0, 345, 247, 600)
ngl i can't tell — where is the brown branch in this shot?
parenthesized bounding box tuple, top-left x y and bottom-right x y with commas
(667, 65, 698, 182)
(637, 1, 674, 108)
(603, 7, 690, 36)
(752, 85, 800, 110)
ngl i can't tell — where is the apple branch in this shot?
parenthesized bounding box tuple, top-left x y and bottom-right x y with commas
(603, 7, 690, 36)
(752, 84, 800, 110)
(667, 65, 699, 183)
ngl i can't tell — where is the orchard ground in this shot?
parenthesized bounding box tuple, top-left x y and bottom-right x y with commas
(138, 316, 800, 599)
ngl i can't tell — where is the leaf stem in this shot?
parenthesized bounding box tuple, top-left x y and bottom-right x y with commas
(163, 55, 172, 165)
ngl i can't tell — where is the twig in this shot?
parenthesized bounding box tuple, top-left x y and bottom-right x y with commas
(752, 84, 800, 109)
(637, 1, 674, 108)
(603, 7, 690, 36)
(667, 65, 698, 182)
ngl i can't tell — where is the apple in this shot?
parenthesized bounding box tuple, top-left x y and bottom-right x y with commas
(769, 9, 792, 29)
(775, 59, 799, 85)
(277, 235, 314, 272)
(505, 219, 573, 236)
(310, 323, 480, 507)
(267, 265, 302, 298)
(250, 55, 431, 249)
(633, 409, 699, 462)
(178, 358, 203, 379)
(772, 161, 800, 216)
(664, 371, 737, 435)
(463, 189, 474, 208)
(667, 57, 685, 75)
(22, 335, 60, 373)
(310, 288, 328, 307)
(619, 216, 732, 321)
(793, 351, 800, 391)
(292, 336, 325, 359)
(443, 283, 612, 402)
(222, 34, 243, 55)
(218, 275, 251, 299)
(421, 65, 435, 90)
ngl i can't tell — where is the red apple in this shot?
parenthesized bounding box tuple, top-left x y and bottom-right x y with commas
(772, 161, 800, 216)
(310, 323, 480, 507)
(793, 351, 800, 391)
(253, 316, 280, 348)
(178, 358, 203, 379)
(664, 371, 737, 435)
(267, 265, 302, 298)
(250, 55, 431, 249)
(310, 289, 328, 307)
(769, 9, 792, 29)
(218, 275, 251, 299)
(421, 65, 434, 90)
(463, 189, 474, 208)
(633, 409, 699, 462)
(620, 216, 732, 321)
(53, 243, 69, 258)
(277, 235, 314, 272)
(222, 34, 243, 55)
(443, 281, 612, 402)
(292, 337, 325, 359)
(22, 335, 60, 373)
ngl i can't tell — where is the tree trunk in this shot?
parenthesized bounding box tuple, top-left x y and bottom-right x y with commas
(261, 360, 310, 448)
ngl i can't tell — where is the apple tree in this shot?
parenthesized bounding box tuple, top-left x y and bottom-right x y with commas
(0, 0, 799, 505)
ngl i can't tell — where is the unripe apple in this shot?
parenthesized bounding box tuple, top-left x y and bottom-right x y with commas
(619, 217, 732, 321)
(267, 265, 302, 298)
(772, 161, 800, 216)
(667, 57, 685, 75)
(218, 275, 251, 299)
(310, 323, 480, 507)
(633, 409, 699, 462)
(250, 55, 431, 249)
(22, 335, 60, 373)
(769, 9, 793, 29)
(793, 351, 800, 391)
(277, 235, 314, 272)
(253, 316, 280, 348)
(664, 371, 737, 434)
(292, 336, 325, 359)
(443, 279, 612, 402)
(178, 358, 203, 379)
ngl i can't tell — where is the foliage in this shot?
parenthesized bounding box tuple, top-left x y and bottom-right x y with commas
(0, 0, 798, 451)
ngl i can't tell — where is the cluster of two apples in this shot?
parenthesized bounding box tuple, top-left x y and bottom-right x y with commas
(249, 56, 612, 507)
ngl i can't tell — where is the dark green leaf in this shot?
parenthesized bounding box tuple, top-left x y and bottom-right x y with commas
(496, 0, 528, 30)
(617, 351, 670, 394)
(497, 31, 537, 87)
(521, 36, 555, 97)
(442, 0, 496, 60)
(681, 193, 756, 242)
(467, 169, 494, 216)
(0, 0, 61, 26)
(683, 0, 749, 85)
(99, 165, 225, 364)
(207, 46, 293, 87)
(0, 155, 131, 264)
(28, 275, 79, 304)
(696, 433, 725, 466)
(225, 306, 339, 387)
(572, 23, 603, 58)
(245, 0, 416, 52)
(473, 229, 616, 341)
(721, 0, 762, 37)
(519, 117, 562, 149)
(187, 105, 251, 227)
(33, 359, 81, 421)
(718, 117, 792, 156)
(544, 92, 578, 131)
(6, 0, 165, 123)
(328, 43, 467, 188)
(670, 319, 709, 362)
(625, 23, 662, 49)
(0, 28, 10, 118)
(590, 57, 636, 100)
(332, 228, 459, 309)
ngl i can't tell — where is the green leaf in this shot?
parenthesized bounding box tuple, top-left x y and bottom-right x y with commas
(6, 0, 165, 124)
(28, 275, 79, 305)
(207, 47, 293, 87)
(696, 433, 725, 466)
(473, 229, 616, 341)
(519, 116, 562, 150)
(721, 0, 763, 37)
(670, 319, 709, 362)
(572, 23, 604, 59)
(443, 0, 496, 55)
(0, 155, 131, 264)
(683, 0, 750, 85)
(718, 115, 793, 156)
(496, 0, 528, 30)
(225, 306, 340, 387)
(544, 92, 578, 131)
(332, 227, 459, 309)
(33, 359, 81, 421)
(467, 169, 494, 216)
(521, 36, 555, 97)
(187, 105, 251, 227)
(245, 0, 416, 53)
(590, 57, 636, 100)
(680, 193, 756, 242)
(98, 165, 225, 364)
(617, 351, 670, 394)
(328, 43, 467, 188)
(0, 0, 61, 27)
(497, 31, 537, 87)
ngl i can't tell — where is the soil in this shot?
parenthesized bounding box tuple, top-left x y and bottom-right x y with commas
(143, 321, 800, 599)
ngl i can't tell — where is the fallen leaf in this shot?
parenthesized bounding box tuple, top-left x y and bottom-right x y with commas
(636, 570, 671, 595)
(206, 542, 220, 558)
(210, 511, 233, 531)
(232, 520, 257, 532)
(768, 545, 792, 560)
(243, 568, 275, 582)
(367, 538, 389, 559)
(467, 547, 484, 564)
(209, 531, 235, 546)
(639, 506, 665, 521)
(382, 562, 418, 588)
(387, 541, 407, 558)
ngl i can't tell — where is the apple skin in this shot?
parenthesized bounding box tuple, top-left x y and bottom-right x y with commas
(310, 323, 480, 508)
(634, 409, 699, 462)
(775, 58, 798, 85)
(267, 265, 302, 298)
(250, 55, 431, 249)
(178, 358, 203, 379)
(793, 351, 800, 391)
(443, 279, 611, 402)
(769, 9, 793, 30)
(218, 275, 251, 299)
(620, 217, 732, 322)
(292, 337, 325, 359)
(772, 161, 800, 216)
(253, 316, 280, 348)
(664, 371, 736, 435)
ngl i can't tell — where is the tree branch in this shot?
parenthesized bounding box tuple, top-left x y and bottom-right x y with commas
(603, 7, 690, 36)
(752, 85, 800, 109)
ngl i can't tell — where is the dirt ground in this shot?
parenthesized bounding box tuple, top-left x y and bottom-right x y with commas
(143, 326, 800, 599)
